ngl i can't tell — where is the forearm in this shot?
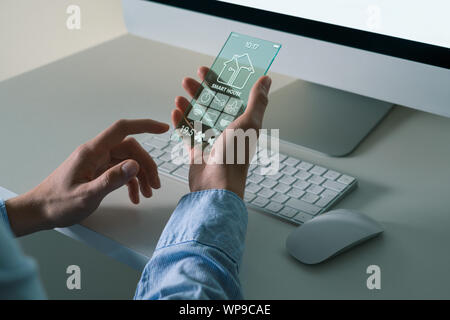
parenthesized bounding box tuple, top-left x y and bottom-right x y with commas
(135, 189, 248, 300)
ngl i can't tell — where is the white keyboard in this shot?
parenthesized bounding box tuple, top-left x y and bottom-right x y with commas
(139, 132, 357, 225)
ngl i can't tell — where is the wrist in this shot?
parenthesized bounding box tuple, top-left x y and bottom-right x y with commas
(190, 171, 247, 200)
(5, 190, 52, 236)
(191, 185, 245, 200)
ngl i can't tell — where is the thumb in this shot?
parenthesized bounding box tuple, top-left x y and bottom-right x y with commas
(89, 160, 139, 199)
(242, 76, 271, 129)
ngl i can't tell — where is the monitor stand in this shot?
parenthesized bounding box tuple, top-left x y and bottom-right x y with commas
(264, 79, 393, 157)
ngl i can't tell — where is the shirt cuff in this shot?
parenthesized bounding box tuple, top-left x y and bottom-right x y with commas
(0, 199, 11, 230)
(155, 189, 248, 264)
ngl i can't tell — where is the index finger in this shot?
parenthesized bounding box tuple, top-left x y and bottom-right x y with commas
(90, 119, 169, 149)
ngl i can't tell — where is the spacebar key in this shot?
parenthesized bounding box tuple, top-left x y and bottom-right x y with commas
(285, 198, 321, 215)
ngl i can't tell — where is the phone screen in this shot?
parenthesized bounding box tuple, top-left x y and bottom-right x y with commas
(174, 32, 281, 146)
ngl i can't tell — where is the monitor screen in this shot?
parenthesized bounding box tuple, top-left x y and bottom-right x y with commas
(147, 0, 450, 69)
(219, 1, 450, 49)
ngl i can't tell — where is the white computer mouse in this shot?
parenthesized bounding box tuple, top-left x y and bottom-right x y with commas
(286, 209, 383, 264)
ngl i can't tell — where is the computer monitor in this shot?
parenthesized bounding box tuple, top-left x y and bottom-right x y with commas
(122, 0, 450, 156)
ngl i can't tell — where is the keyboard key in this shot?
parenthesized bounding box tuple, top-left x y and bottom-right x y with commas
(170, 152, 188, 166)
(295, 170, 312, 181)
(244, 192, 256, 202)
(159, 162, 179, 173)
(287, 188, 305, 199)
(279, 176, 296, 185)
(173, 167, 189, 180)
(149, 138, 169, 149)
(161, 145, 174, 153)
(251, 167, 263, 175)
(337, 175, 355, 185)
(322, 180, 347, 192)
(273, 183, 291, 194)
(321, 189, 339, 199)
(266, 202, 283, 213)
(296, 161, 313, 171)
(307, 184, 325, 195)
(154, 158, 164, 166)
(308, 175, 325, 185)
(159, 152, 172, 162)
(323, 170, 341, 180)
(293, 212, 314, 223)
(248, 173, 264, 184)
(168, 139, 182, 148)
(246, 183, 262, 193)
(258, 188, 275, 198)
(266, 171, 283, 181)
(285, 198, 321, 215)
(259, 160, 276, 171)
(283, 157, 300, 167)
(160, 131, 172, 140)
(301, 192, 320, 204)
(252, 196, 270, 208)
(281, 166, 298, 175)
(153, 134, 170, 142)
(260, 178, 278, 188)
(310, 165, 327, 176)
(149, 149, 164, 158)
(271, 193, 289, 204)
(315, 196, 335, 208)
(292, 180, 310, 190)
(279, 206, 298, 218)
(141, 143, 154, 153)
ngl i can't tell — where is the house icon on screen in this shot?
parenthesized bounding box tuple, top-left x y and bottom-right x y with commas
(217, 53, 255, 89)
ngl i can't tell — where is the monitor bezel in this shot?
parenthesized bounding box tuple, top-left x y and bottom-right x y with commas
(144, 0, 449, 70)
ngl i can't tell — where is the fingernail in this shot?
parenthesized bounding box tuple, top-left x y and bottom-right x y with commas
(262, 77, 272, 92)
(122, 161, 138, 178)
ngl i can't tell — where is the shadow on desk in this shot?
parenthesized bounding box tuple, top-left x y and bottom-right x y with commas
(338, 177, 391, 211)
(80, 203, 175, 258)
(350, 106, 420, 158)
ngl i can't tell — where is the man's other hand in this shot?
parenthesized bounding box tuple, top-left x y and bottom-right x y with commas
(6, 119, 169, 236)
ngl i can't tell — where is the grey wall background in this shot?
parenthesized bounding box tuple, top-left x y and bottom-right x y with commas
(0, 0, 142, 299)
(0, 0, 126, 81)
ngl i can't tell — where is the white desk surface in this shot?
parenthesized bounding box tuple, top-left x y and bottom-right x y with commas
(1, 35, 450, 299)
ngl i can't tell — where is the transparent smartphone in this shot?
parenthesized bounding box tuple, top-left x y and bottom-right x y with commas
(173, 32, 281, 147)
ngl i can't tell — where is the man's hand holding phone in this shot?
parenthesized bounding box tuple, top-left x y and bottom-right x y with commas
(171, 66, 272, 199)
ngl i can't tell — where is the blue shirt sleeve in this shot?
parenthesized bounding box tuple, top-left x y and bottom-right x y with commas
(0, 199, 11, 228)
(0, 199, 46, 299)
(134, 189, 248, 300)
